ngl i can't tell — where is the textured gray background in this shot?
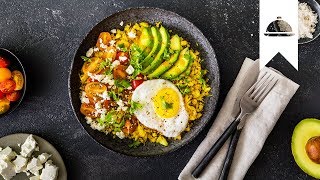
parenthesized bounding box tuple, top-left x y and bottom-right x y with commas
(0, 0, 317, 179)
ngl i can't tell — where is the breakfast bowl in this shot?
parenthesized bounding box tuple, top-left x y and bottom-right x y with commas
(68, 7, 220, 156)
(0, 48, 26, 118)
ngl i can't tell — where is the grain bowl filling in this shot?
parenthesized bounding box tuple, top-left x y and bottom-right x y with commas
(79, 22, 211, 147)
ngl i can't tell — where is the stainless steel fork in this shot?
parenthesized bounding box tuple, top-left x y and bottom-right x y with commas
(192, 71, 279, 179)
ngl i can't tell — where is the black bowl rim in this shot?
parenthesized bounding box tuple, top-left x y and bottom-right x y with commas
(68, 7, 220, 157)
(0, 48, 27, 118)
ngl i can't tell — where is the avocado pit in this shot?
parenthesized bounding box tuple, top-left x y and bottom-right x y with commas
(305, 136, 320, 164)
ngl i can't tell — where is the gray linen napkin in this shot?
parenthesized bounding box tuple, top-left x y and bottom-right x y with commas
(179, 58, 300, 180)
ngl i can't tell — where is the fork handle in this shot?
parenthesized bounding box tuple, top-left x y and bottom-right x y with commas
(192, 120, 240, 178)
(218, 128, 242, 180)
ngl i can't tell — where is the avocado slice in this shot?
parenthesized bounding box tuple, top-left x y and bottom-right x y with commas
(142, 26, 170, 75)
(148, 34, 181, 78)
(292, 118, 320, 179)
(139, 27, 153, 49)
(161, 47, 191, 79)
(141, 27, 162, 69)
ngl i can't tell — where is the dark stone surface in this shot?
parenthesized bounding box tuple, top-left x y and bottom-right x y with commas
(0, 0, 316, 179)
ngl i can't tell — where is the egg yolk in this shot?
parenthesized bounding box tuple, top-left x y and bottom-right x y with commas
(152, 88, 180, 118)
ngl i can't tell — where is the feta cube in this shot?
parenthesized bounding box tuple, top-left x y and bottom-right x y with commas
(110, 29, 117, 34)
(40, 161, 58, 180)
(119, 21, 124, 26)
(0, 147, 16, 161)
(116, 132, 125, 139)
(12, 155, 28, 173)
(127, 31, 136, 39)
(0, 160, 16, 180)
(21, 135, 37, 158)
(86, 48, 94, 57)
(26, 158, 43, 176)
(125, 65, 134, 75)
(37, 153, 51, 164)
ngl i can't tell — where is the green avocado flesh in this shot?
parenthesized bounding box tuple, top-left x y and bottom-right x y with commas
(141, 27, 161, 69)
(292, 118, 320, 179)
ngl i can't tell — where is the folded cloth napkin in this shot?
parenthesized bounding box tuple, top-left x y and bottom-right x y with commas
(179, 58, 300, 180)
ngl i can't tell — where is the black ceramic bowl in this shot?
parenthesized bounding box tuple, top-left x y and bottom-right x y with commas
(69, 7, 220, 156)
(0, 48, 26, 118)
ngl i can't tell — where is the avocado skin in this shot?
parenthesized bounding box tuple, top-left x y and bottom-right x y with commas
(292, 118, 320, 179)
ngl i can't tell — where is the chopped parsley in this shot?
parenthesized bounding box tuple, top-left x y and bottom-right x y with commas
(177, 84, 191, 95)
(108, 91, 119, 101)
(129, 101, 143, 114)
(161, 96, 173, 109)
(115, 79, 131, 88)
(117, 43, 128, 52)
(128, 140, 141, 148)
(129, 44, 144, 78)
(184, 52, 192, 61)
(81, 56, 91, 62)
(98, 111, 116, 126)
(99, 60, 110, 70)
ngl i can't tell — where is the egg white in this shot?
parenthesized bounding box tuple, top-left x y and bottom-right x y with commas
(132, 79, 189, 138)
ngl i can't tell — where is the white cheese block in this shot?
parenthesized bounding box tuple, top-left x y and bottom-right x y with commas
(12, 155, 28, 173)
(0, 160, 16, 180)
(20, 135, 37, 158)
(40, 161, 58, 180)
(0, 147, 16, 161)
(37, 153, 51, 164)
(26, 158, 43, 176)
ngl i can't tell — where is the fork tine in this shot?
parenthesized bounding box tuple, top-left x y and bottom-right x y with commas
(255, 78, 278, 103)
(246, 72, 269, 95)
(252, 76, 275, 101)
(250, 73, 272, 98)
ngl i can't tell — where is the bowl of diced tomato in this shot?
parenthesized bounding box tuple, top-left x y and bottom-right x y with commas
(0, 48, 26, 116)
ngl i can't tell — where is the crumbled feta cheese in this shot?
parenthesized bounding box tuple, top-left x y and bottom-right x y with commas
(118, 56, 127, 62)
(125, 65, 134, 75)
(86, 48, 94, 57)
(20, 135, 37, 158)
(100, 43, 107, 49)
(85, 117, 93, 124)
(12, 155, 28, 173)
(40, 161, 58, 180)
(26, 158, 43, 176)
(0, 160, 16, 180)
(110, 29, 117, 34)
(87, 73, 106, 82)
(90, 122, 105, 131)
(127, 31, 136, 39)
(127, 86, 132, 90)
(0, 147, 16, 161)
(109, 40, 116, 46)
(116, 132, 125, 139)
(119, 21, 124, 26)
(101, 75, 114, 86)
(37, 153, 51, 164)
(111, 60, 120, 68)
(116, 99, 124, 107)
(93, 47, 99, 52)
(95, 101, 102, 110)
(29, 175, 40, 180)
(100, 91, 110, 100)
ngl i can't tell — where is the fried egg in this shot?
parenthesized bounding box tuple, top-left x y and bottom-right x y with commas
(131, 79, 189, 137)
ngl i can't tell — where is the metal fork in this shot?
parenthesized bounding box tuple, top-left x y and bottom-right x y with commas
(192, 71, 279, 179)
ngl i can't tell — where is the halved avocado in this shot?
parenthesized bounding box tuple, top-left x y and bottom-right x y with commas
(142, 26, 170, 74)
(129, 28, 153, 64)
(141, 26, 161, 68)
(148, 34, 181, 78)
(161, 47, 191, 79)
(292, 118, 320, 179)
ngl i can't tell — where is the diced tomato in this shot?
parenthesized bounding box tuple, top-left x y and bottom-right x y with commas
(103, 100, 111, 109)
(122, 116, 138, 134)
(0, 57, 10, 68)
(0, 79, 16, 93)
(0, 91, 4, 99)
(6, 91, 20, 102)
(96, 32, 112, 51)
(137, 74, 144, 79)
(131, 79, 144, 90)
(116, 52, 129, 65)
(113, 65, 127, 79)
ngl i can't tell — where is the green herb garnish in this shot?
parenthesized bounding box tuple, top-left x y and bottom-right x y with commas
(108, 91, 119, 101)
(81, 56, 91, 62)
(128, 140, 141, 148)
(160, 96, 173, 109)
(117, 43, 127, 52)
(163, 48, 170, 60)
(129, 101, 143, 114)
(98, 111, 116, 126)
(115, 79, 131, 88)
